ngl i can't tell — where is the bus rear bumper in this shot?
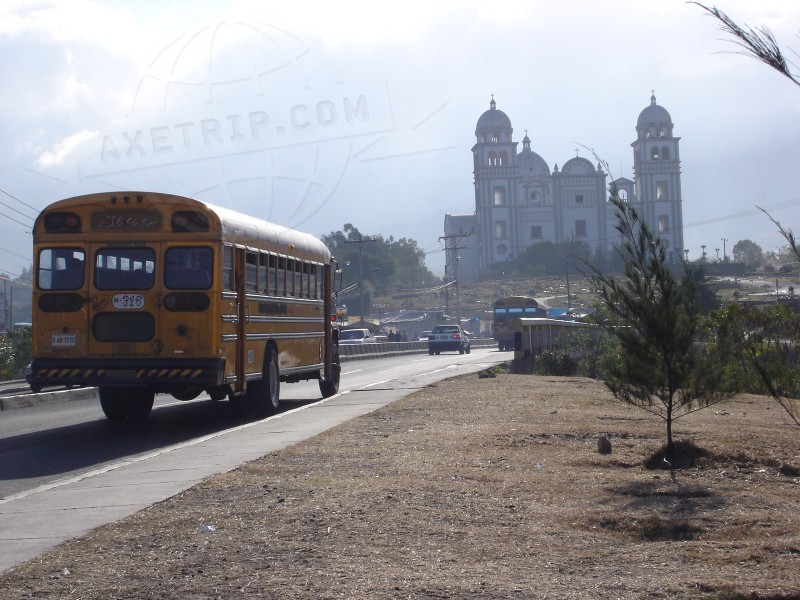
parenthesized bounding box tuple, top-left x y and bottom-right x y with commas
(29, 358, 226, 391)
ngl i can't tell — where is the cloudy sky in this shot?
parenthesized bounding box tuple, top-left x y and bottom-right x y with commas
(1, 0, 799, 279)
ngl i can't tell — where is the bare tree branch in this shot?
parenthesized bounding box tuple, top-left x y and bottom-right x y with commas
(691, 2, 800, 87)
(758, 206, 800, 263)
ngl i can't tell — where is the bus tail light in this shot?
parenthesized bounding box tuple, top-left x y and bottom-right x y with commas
(44, 212, 81, 233)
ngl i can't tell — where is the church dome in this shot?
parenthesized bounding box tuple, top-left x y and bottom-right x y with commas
(518, 134, 550, 177)
(637, 94, 671, 126)
(637, 94, 673, 137)
(518, 150, 550, 176)
(475, 97, 512, 137)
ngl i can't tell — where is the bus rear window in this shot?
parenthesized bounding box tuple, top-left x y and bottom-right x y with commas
(38, 249, 85, 290)
(95, 248, 155, 290)
(165, 247, 213, 289)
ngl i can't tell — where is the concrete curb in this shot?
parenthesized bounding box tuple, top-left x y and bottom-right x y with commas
(0, 387, 98, 411)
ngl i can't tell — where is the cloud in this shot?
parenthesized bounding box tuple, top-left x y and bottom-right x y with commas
(34, 129, 97, 169)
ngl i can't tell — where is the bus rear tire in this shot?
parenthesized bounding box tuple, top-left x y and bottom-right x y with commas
(99, 387, 154, 420)
(319, 345, 340, 398)
(209, 386, 228, 401)
(264, 346, 280, 411)
(244, 345, 280, 418)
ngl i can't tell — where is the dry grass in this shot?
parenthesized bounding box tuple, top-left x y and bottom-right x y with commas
(1, 372, 798, 599)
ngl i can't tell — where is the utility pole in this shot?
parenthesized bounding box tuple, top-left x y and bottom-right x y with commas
(721, 238, 728, 262)
(439, 233, 469, 325)
(443, 264, 450, 316)
(1, 279, 6, 332)
(566, 270, 571, 309)
(344, 234, 377, 325)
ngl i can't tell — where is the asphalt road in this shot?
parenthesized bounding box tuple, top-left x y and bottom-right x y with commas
(0, 348, 506, 572)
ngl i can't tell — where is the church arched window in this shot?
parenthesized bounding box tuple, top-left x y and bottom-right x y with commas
(651, 147, 660, 160)
(488, 152, 498, 166)
(499, 151, 508, 165)
(530, 191, 541, 205)
(662, 147, 670, 160)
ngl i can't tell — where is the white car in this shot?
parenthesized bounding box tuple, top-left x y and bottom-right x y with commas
(427, 325, 471, 355)
(339, 328, 376, 344)
(418, 330, 432, 341)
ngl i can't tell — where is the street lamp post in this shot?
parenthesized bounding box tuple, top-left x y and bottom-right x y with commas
(701, 244, 706, 262)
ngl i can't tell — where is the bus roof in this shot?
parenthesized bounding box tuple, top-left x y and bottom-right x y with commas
(36, 192, 331, 262)
(493, 296, 542, 308)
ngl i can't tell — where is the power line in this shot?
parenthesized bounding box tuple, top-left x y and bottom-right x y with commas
(0, 199, 36, 222)
(0, 187, 39, 213)
(0, 247, 31, 262)
(0, 210, 34, 229)
(683, 197, 800, 229)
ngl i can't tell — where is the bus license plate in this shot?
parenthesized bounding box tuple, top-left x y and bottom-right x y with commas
(112, 294, 145, 309)
(52, 333, 77, 347)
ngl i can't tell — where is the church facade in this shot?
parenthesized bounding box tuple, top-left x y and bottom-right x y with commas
(443, 95, 685, 283)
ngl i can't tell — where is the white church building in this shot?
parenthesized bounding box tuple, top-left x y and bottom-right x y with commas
(443, 94, 685, 283)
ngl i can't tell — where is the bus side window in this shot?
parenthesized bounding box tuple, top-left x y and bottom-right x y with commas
(293, 260, 302, 298)
(277, 256, 286, 296)
(245, 251, 257, 292)
(285, 259, 293, 297)
(223, 246, 234, 291)
(258, 253, 268, 294)
(269, 254, 278, 295)
(309, 263, 317, 300)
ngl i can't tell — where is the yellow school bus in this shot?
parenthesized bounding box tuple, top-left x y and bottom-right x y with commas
(30, 191, 341, 420)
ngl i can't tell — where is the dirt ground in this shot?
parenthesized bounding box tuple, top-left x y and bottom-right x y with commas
(1, 370, 798, 599)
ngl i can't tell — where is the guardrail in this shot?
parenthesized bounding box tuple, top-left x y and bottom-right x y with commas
(340, 338, 497, 361)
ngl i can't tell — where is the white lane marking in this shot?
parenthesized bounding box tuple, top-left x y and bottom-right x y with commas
(360, 379, 391, 389)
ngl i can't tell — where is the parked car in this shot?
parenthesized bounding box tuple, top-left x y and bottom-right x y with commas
(418, 330, 432, 341)
(339, 328, 376, 344)
(427, 325, 470, 355)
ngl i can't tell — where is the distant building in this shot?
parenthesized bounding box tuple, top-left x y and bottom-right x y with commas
(443, 94, 685, 283)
